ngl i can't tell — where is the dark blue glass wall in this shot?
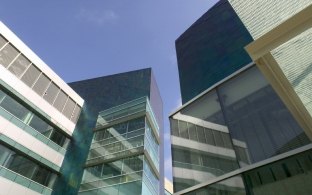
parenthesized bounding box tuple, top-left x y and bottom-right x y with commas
(52, 68, 163, 195)
(175, 0, 254, 104)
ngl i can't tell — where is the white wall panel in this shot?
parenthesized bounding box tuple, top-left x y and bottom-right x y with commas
(0, 177, 42, 195)
(0, 115, 64, 167)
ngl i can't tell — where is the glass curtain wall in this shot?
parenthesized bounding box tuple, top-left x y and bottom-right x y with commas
(0, 88, 70, 149)
(0, 144, 57, 188)
(171, 66, 311, 192)
(183, 148, 312, 195)
(81, 97, 160, 195)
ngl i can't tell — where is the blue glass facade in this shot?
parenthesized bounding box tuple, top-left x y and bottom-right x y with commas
(53, 68, 163, 195)
(170, 66, 311, 193)
(175, 0, 253, 103)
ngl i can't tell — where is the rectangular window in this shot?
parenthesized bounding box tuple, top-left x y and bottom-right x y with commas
(8, 54, 31, 77)
(62, 97, 76, 119)
(21, 64, 41, 87)
(0, 35, 8, 49)
(0, 43, 19, 68)
(71, 105, 81, 123)
(178, 120, 189, 139)
(170, 119, 179, 137)
(43, 82, 59, 104)
(196, 125, 206, 143)
(32, 73, 51, 96)
(53, 90, 68, 112)
(213, 130, 225, 148)
(188, 123, 198, 141)
(204, 128, 215, 146)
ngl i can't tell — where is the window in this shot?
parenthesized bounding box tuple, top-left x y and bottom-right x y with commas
(8, 54, 31, 77)
(0, 43, 19, 68)
(21, 64, 41, 87)
(43, 82, 59, 104)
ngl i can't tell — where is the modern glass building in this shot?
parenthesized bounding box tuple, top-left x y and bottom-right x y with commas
(53, 68, 164, 195)
(171, 1, 312, 194)
(0, 21, 164, 195)
(0, 21, 84, 194)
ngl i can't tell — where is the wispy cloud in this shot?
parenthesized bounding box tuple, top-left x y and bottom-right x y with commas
(77, 8, 118, 25)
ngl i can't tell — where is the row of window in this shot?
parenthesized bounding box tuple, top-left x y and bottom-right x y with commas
(184, 149, 312, 195)
(83, 155, 144, 184)
(93, 117, 146, 142)
(0, 144, 57, 188)
(171, 119, 233, 149)
(172, 148, 238, 174)
(88, 135, 144, 160)
(0, 88, 70, 148)
(0, 35, 81, 123)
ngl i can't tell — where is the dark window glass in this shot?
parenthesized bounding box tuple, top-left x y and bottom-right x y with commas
(188, 123, 198, 141)
(128, 117, 145, 132)
(218, 66, 311, 165)
(204, 128, 215, 146)
(213, 130, 225, 147)
(196, 125, 206, 143)
(170, 119, 179, 137)
(0, 94, 30, 122)
(179, 120, 189, 139)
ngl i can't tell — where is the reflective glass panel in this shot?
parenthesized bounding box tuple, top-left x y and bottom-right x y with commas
(0, 43, 19, 68)
(218, 67, 310, 166)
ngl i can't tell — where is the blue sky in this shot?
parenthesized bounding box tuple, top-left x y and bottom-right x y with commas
(0, 0, 218, 181)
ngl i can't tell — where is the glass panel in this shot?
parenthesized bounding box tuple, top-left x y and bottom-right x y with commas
(180, 89, 225, 125)
(0, 35, 8, 49)
(178, 120, 189, 139)
(170, 119, 179, 137)
(43, 82, 59, 104)
(0, 143, 57, 188)
(62, 97, 76, 119)
(71, 105, 81, 123)
(188, 123, 198, 141)
(8, 54, 31, 77)
(28, 115, 54, 137)
(0, 93, 31, 123)
(32, 73, 50, 96)
(0, 43, 19, 68)
(0, 89, 68, 148)
(196, 125, 206, 143)
(213, 130, 225, 148)
(53, 90, 67, 112)
(128, 117, 145, 132)
(185, 175, 246, 195)
(218, 66, 310, 166)
(0, 145, 13, 166)
(244, 149, 312, 195)
(21, 64, 41, 87)
(204, 128, 215, 146)
(6, 154, 38, 178)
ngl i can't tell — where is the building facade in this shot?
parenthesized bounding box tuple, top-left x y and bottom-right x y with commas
(171, 1, 312, 194)
(0, 21, 164, 195)
(0, 21, 84, 194)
